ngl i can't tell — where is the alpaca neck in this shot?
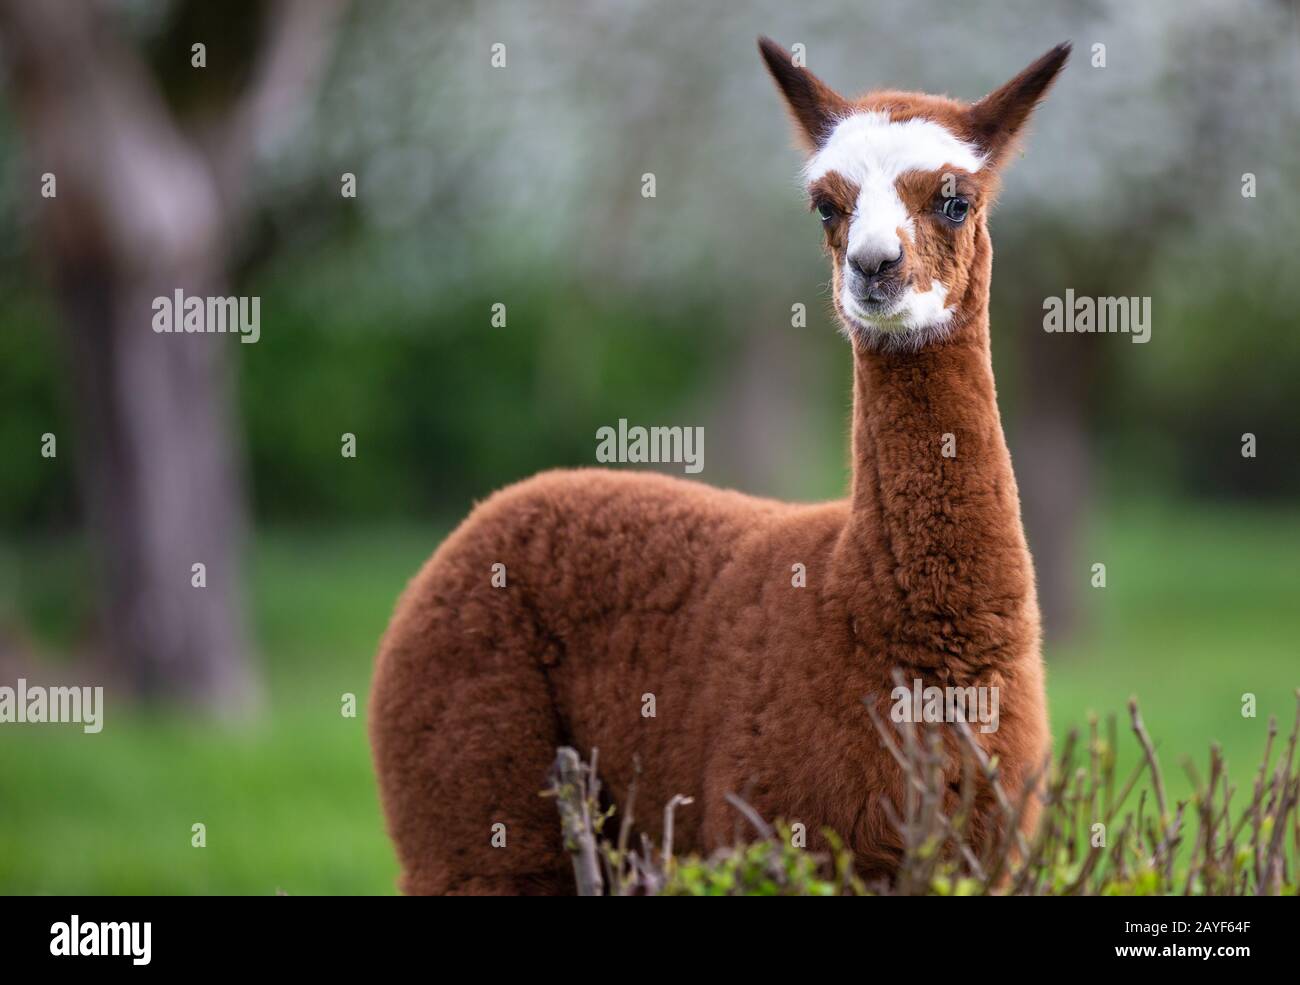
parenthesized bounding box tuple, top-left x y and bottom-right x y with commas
(837, 286, 1037, 675)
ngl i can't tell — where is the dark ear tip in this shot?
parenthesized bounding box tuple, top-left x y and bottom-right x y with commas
(757, 36, 785, 62)
(1046, 41, 1072, 68)
(1013, 41, 1070, 90)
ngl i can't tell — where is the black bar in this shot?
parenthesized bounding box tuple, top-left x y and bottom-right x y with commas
(1, 898, 1280, 972)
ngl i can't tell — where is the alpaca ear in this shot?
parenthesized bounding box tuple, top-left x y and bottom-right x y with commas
(758, 36, 850, 150)
(966, 42, 1071, 168)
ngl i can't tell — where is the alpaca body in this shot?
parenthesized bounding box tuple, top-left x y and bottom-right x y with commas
(370, 39, 1069, 894)
(370, 462, 1044, 893)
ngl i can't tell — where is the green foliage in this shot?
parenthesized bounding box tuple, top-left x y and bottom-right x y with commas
(0, 291, 77, 530)
(662, 826, 854, 896)
(237, 279, 722, 521)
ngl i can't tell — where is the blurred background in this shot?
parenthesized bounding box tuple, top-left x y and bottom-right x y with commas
(1, 0, 1296, 894)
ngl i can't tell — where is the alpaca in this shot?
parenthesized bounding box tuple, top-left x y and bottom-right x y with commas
(369, 38, 1070, 895)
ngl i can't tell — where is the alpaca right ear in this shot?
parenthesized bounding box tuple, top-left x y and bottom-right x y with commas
(965, 43, 1071, 169)
(758, 37, 849, 150)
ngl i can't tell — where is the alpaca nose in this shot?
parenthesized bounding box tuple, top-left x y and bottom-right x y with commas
(849, 249, 904, 281)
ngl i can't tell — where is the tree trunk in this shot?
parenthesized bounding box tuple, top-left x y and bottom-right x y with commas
(58, 262, 256, 710)
(0, 0, 259, 713)
(1, 0, 345, 712)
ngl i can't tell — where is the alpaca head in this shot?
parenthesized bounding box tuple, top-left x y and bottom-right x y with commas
(759, 39, 1070, 349)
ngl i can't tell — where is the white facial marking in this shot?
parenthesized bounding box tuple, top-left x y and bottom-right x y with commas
(844, 170, 912, 272)
(806, 112, 984, 339)
(841, 277, 954, 336)
(804, 110, 985, 186)
(900, 278, 955, 329)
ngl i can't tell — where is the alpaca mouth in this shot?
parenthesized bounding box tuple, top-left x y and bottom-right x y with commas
(847, 277, 905, 310)
(843, 290, 905, 327)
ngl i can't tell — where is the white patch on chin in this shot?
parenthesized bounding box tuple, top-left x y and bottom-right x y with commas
(838, 273, 957, 350)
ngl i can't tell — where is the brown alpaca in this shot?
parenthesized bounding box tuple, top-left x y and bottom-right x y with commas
(369, 39, 1070, 894)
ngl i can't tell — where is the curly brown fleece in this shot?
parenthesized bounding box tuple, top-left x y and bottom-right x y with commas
(370, 40, 1070, 895)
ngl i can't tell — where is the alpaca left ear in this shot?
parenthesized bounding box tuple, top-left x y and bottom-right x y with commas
(758, 36, 850, 150)
(966, 43, 1071, 169)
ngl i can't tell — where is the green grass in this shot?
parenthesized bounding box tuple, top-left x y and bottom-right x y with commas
(0, 504, 1296, 894)
(0, 523, 443, 896)
(1048, 502, 1300, 817)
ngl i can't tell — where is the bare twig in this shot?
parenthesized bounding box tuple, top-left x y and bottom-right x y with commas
(545, 690, 1300, 896)
(548, 747, 604, 897)
(1128, 697, 1169, 824)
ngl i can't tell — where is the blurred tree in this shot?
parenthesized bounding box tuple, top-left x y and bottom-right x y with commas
(0, 0, 346, 711)
(999, 11, 1298, 638)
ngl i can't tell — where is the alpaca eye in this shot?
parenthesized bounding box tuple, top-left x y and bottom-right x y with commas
(817, 201, 837, 222)
(940, 197, 970, 223)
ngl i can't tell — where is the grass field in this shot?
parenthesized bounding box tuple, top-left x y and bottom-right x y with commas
(1, 504, 1297, 894)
